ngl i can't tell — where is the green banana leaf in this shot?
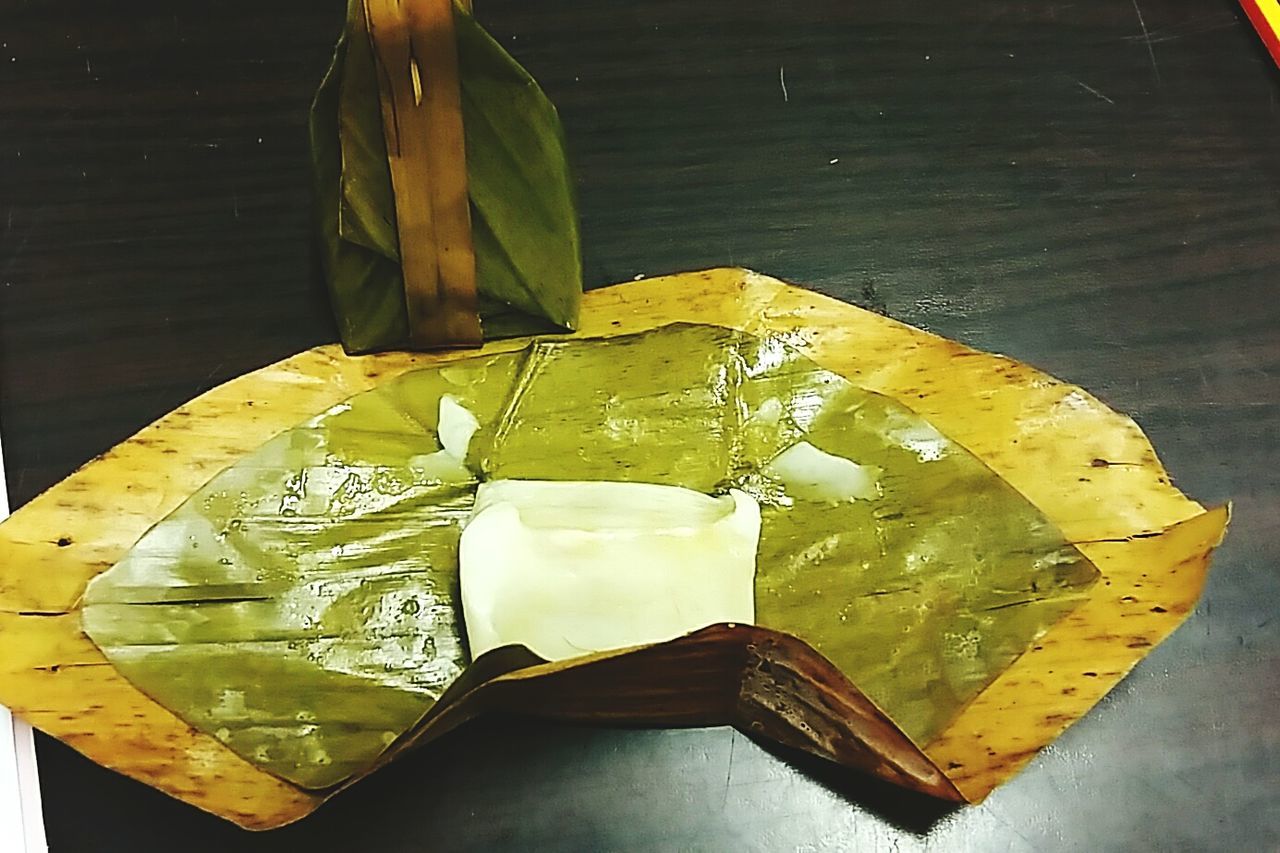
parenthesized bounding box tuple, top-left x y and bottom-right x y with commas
(310, 0, 582, 353)
(82, 324, 1097, 790)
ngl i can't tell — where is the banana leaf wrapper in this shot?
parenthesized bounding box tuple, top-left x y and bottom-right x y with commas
(311, 0, 581, 353)
(80, 321, 1098, 790)
(0, 270, 1228, 828)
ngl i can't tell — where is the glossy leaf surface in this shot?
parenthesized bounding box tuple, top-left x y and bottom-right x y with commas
(83, 324, 1097, 789)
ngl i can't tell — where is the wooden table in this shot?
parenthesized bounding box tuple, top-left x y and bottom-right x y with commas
(2, 0, 1276, 849)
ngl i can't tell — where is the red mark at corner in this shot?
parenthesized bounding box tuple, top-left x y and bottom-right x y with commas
(1241, 0, 1280, 66)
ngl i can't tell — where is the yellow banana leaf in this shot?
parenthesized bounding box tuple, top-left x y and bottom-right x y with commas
(0, 269, 1227, 827)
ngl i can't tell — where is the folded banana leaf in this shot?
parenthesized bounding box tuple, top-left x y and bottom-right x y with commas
(311, 0, 581, 353)
(81, 322, 1097, 790)
(0, 270, 1227, 828)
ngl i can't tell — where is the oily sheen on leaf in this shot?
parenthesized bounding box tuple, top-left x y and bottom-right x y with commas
(82, 324, 1097, 790)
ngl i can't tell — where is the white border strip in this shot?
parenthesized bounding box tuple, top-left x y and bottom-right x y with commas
(0, 422, 49, 853)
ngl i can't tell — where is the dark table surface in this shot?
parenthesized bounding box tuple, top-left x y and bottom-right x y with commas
(2, 0, 1278, 849)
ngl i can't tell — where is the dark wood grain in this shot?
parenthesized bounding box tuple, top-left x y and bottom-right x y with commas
(2, 0, 1277, 849)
